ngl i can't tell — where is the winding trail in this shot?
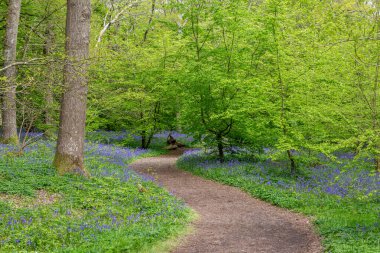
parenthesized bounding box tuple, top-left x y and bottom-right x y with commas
(130, 150, 322, 253)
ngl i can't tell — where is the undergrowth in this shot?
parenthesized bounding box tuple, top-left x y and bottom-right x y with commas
(177, 150, 380, 253)
(0, 141, 191, 252)
(86, 130, 195, 149)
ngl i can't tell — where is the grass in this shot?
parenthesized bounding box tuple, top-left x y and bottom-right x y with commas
(139, 211, 198, 253)
(177, 150, 380, 253)
(0, 140, 192, 252)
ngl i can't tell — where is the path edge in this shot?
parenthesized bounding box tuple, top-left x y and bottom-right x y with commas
(130, 149, 200, 253)
(139, 210, 199, 253)
(175, 157, 323, 253)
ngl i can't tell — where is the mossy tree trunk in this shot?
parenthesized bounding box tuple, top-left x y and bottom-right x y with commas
(53, 0, 91, 177)
(1, 0, 21, 145)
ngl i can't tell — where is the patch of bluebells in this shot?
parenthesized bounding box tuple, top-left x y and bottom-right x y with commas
(180, 150, 380, 199)
(0, 143, 17, 155)
(0, 133, 189, 251)
(19, 131, 44, 140)
(223, 146, 252, 155)
(0, 131, 53, 153)
(302, 165, 380, 198)
(85, 143, 152, 182)
(85, 143, 148, 165)
(86, 130, 129, 143)
(0, 129, 43, 140)
(334, 151, 356, 160)
(0, 194, 187, 250)
(0, 135, 152, 182)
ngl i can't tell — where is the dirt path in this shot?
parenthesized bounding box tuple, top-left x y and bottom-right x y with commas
(130, 150, 322, 253)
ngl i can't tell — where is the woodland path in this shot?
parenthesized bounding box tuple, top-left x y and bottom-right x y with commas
(130, 149, 322, 253)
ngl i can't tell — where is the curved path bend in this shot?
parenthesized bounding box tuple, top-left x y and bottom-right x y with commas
(130, 150, 322, 253)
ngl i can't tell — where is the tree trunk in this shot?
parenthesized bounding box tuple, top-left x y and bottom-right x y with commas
(217, 134, 225, 163)
(142, 0, 156, 43)
(44, 23, 55, 139)
(45, 85, 55, 138)
(0, 98, 2, 127)
(1, 0, 21, 145)
(376, 156, 380, 172)
(287, 150, 296, 176)
(146, 131, 154, 149)
(53, 0, 91, 176)
(141, 130, 147, 149)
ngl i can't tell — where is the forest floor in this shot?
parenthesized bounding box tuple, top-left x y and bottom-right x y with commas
(130, 149, 322, 253)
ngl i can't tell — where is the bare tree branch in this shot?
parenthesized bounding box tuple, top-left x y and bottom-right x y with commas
(0, 58, 46, 73)
(96, 1, 140, 47)
(142, 0, 156, 43)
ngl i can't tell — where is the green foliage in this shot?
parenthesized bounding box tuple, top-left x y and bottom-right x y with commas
(3, 0, 380, 250)
(4, 0, 380, 166)
(0, 142, 191, 252)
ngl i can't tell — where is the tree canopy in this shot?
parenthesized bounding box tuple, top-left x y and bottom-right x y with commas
(1, 0, 380, 172)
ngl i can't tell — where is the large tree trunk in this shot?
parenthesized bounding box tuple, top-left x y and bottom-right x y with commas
(1, 0, 21, 145)
(53, 0, 91, 176)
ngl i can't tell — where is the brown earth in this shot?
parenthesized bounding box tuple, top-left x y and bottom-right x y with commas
(130, 149, 322, 253)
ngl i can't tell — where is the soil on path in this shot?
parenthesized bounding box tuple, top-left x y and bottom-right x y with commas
(130, 149, 322, 253)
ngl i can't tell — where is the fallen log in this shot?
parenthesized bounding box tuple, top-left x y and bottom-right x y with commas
(164, 133, 185, 150)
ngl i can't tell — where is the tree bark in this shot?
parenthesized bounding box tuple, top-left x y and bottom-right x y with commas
(287, 150, 296, 176)
(1, 0, 21, 144)
(0, 98, 2, 127)
(375, 156, 380, 172)
(53, 0, 91, 176)
(141, 130, 147, 149)
(146, 132, 154, 148)
(217, 134, 225, 163)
